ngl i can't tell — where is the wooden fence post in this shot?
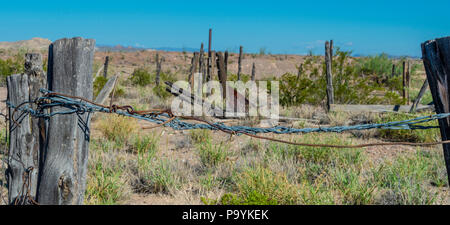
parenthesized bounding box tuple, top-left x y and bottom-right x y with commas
(216, 52, 227, 99)
(7, 53, 46, 205)
(251, 62, 256, 81)
(402, 61, 407, 104)
(189, 52, 200, 89)
(199, 43, 205, 82)
(238, 46, 243, 80)
(407, 61, 411, 104)
(224, 51, 229, 75)
(391, 64, 396, 78)
(207, 29, 212, 82)
(325, 41, 334, 111)
(421, 36, 450, 185)
(209, 51, 216, 81)
(103, 56, 109, 78)
(155, 53, 163, 86)
(37, 37, 95, 205)
(409, 79, 429, 113)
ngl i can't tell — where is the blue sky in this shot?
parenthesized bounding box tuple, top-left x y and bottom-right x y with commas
(0, 0, 449, 57)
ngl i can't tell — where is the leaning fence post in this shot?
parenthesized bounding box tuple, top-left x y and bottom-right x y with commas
(325, 41, 334, 112)
(421, 36, 450, 185)
(37, 37, 95, 205)
(410, 79, 429, 113)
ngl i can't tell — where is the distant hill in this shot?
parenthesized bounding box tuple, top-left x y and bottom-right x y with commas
(95, 44, 198, 53)
(0, 37, 51, 51)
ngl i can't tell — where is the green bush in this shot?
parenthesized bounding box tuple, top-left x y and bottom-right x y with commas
(0, 53, 25, 85)
(276, 48, 404, 107)
(129, 68, 152, 86)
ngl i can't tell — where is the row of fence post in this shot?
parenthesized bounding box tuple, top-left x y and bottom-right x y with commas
(5, 36, 450, 205)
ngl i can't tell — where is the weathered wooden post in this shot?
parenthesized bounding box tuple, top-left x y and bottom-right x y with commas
(325, 41, 334, 111)
(406, 61, 411, 104)
(238, 46, 243, 80)
(189, 52, 200, 89)
(421, 36, 450, 184)
(251, 62, 256, 81)
(7, 53, 46, 204)
(391, 64, 396, 78)
(103, 56, 109, 78)
(209, 50, 216, 81)
(155, 53, 163, 86)
(37, 37, 95, 205)
(409, 79, 429, 113)
(199, 43, 205, 82)
(216, 52, 227, 99)
(402, 61, 407, 104)
(224, 51, 229, 75)
(207, 29, 212, 82)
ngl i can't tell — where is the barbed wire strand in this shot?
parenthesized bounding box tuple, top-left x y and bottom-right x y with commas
(6, 89, 450, 150)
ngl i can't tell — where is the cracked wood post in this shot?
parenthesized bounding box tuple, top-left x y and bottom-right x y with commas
(238, 46, 243, 80)
(103, 56, 109, 78)
(325, 41, 334, 112)
(37, 37, 95, 205)
(421, 36, 450, 185)
(7, 53, 46, 204)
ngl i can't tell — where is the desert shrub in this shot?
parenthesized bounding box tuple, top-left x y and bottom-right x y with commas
(93, 76, 108, 97)
(0, 53, 25, 86)
(129, 68, 152, 86)
(152, 84, 171, 99)
(93, 76, 125, 99)
(152, 71, 176, 99)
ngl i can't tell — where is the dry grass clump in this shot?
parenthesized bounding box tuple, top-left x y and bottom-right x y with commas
(96, 114, 138, 146)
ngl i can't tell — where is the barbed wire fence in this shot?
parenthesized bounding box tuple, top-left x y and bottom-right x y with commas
(2, 36, 450, 205)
